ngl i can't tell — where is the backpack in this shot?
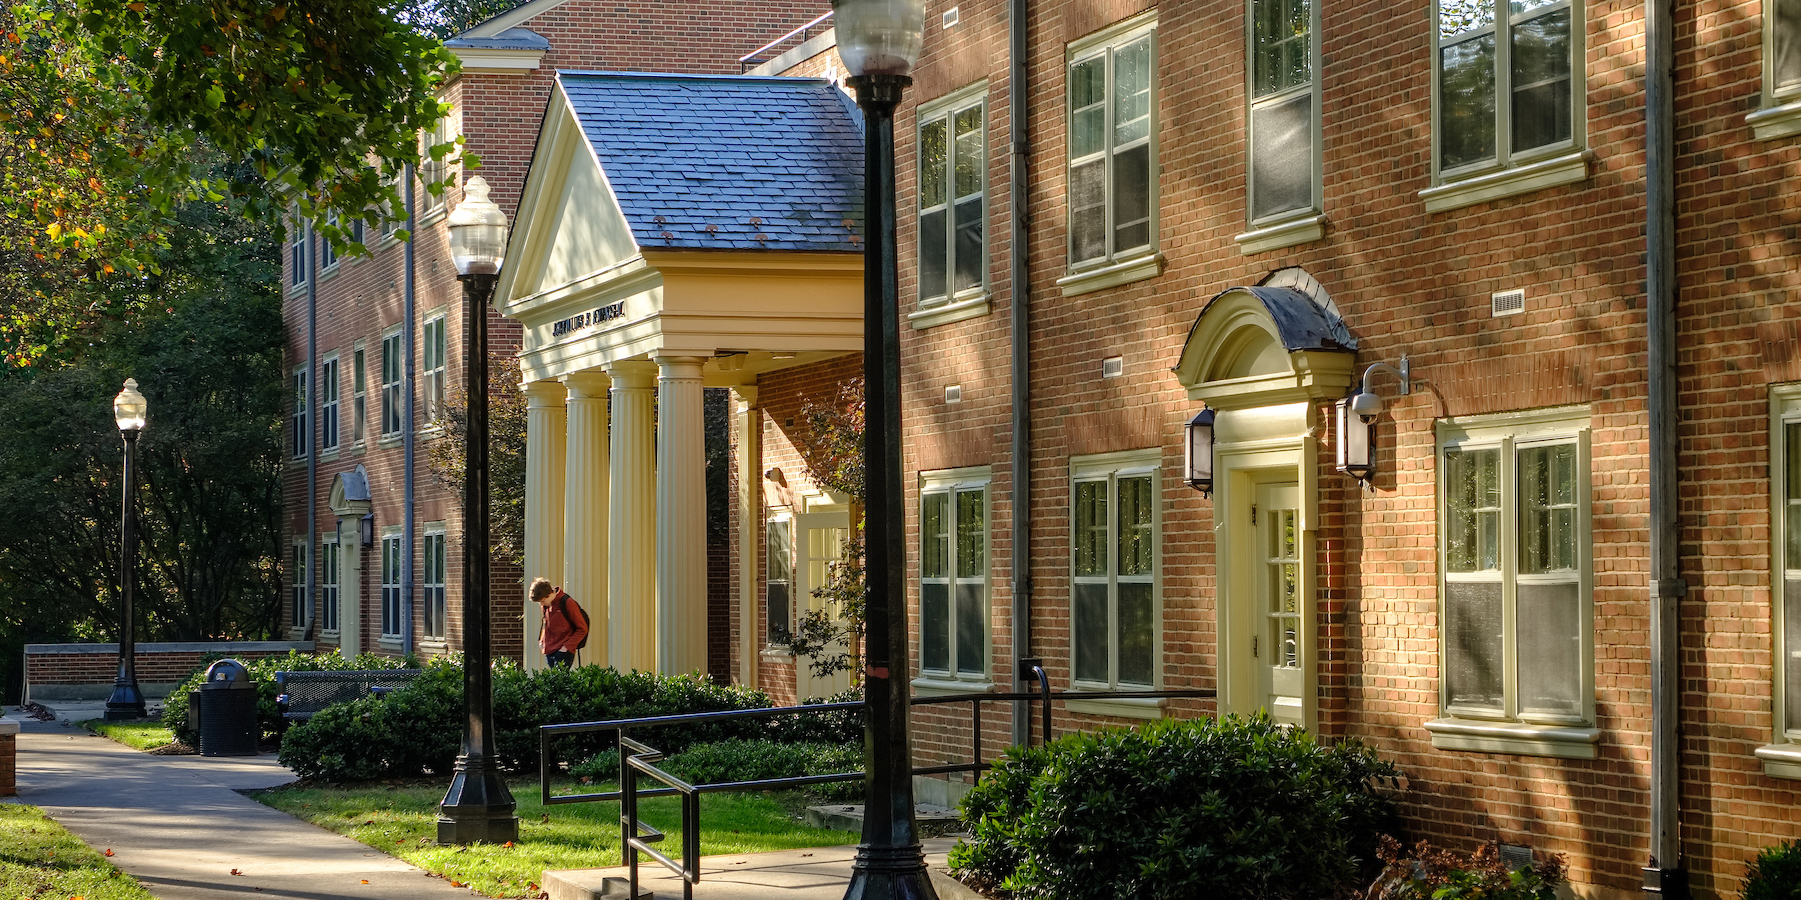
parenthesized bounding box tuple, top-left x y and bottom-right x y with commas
(558, 594, 590, 650)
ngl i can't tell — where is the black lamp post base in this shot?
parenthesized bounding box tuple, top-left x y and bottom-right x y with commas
(436, 811, 519, 846)
(104, 684, 146, 721)
(843, 843, 939, 900)
(437, 755, 518, 845)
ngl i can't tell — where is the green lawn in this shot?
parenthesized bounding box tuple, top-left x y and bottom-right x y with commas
(79, 720, 178, 751)
(0, 803, 158, 900)
(254, 779, 854, 898)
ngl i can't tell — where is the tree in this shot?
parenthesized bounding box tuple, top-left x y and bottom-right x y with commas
(425, 351, 528, 571)
(775, 376, 868, 685)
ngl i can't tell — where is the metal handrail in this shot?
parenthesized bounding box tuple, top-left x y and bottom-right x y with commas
(738, 10, 833, 71)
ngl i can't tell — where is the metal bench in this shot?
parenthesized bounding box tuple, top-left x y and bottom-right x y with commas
(274, 670, 422, 721)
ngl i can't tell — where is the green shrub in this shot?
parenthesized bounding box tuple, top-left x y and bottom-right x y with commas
(275, 658, 462, 781)
(1368, 836, 1566, 900)
(1744, 839, 1801, 900)
(160, 650, 416, 746)
(949, 713, 1400, 900)
(569, 740, 863, 802)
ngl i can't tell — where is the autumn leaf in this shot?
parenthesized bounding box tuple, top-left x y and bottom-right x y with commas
(103, 849, 114, 856)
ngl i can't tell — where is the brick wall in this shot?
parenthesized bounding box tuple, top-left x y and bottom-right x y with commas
(24, 643, 316, 700)
(0, 727, 14, 796)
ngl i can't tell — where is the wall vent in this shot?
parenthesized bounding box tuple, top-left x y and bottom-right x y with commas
(1498, 844, 1533, 872)
(1492, 288, 1526, 316)
(1102, 356, 1124, 378)
(942, 6, 960, 28)
(945, 384, 963, 404)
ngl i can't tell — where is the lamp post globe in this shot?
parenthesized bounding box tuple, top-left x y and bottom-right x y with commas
(833, 2, 937, 899)
(436, 173, 520, 844)
(106, 378, 148, 722)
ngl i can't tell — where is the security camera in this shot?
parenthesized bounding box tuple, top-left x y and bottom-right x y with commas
(1349, 391, 1382, 424)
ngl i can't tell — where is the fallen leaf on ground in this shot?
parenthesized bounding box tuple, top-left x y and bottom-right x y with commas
(360, 880, 369, 884)
(230, 869, 243, 876)
(104, 849, 114, 856)
(503, 842, 514, 848)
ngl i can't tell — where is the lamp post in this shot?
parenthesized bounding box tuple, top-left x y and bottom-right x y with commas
(437, 174, 519, 845)
(106, 378, 148, 722)
(833, 2, 937, 899)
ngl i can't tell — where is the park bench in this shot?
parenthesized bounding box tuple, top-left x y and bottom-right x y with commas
(274, 670, 422, 722)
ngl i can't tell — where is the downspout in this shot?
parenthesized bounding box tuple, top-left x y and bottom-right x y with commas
(305, 218, 320, 643)
(1008, 0, 1033, 748)
(403, 163, 418, 658)
(1644, 0, 1686, 893)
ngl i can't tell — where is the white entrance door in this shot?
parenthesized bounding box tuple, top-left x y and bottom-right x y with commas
(794, 509, 852, 699)
(1255, 482, 1305, 726)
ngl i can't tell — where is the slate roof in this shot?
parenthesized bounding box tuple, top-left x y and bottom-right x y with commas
(443, 27, 550, 52)
(558, 72, 865, 253)
(1194, 284, 1358, 353)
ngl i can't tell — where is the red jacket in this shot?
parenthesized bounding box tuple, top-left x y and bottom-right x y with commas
(539, 590, 588, 655)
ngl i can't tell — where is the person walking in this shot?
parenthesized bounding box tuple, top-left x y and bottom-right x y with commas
(533, 577, 588, 668)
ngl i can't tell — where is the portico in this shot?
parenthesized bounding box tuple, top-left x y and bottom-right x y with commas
(495, 72, 865, 674)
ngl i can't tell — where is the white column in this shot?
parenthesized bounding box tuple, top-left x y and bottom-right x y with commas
(733, 385, 761, 687)
(559, 372, 608, 668)
(608, 360, 659, 673)
(523, 380, 568, 670)
(656, 356, 709, 676)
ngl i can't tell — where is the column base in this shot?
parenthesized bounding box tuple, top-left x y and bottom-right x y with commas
(1642, 866, 1689, 900)
(104, 681, 147, 721)
(437, 755, 520, 845)
(843, 842, 939, 900)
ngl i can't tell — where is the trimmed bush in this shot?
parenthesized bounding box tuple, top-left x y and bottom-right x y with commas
(1368, 836, 1566, 900)
(1744, 839, 1801, 900)
(569, 739, 863, 802)
(160, 650, 416, 746)
(949, 713, 1400, 900)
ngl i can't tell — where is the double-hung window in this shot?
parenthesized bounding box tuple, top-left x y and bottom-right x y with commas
(318, 534, 341, 633)
(1427, 0, 1585, 210)
(381, 531, 404, 639)
(422, 315, 447, 426)
(352, 346, 368, 444)
(1241, 0, 1324, 252)
(420, 108, 457, 218)
(319, 213, 339, 270)
(1064, 15, 1158, 292)
(1763, 387, 1801, 778)
(1751, 0, 1801, 138)
(916, 85, 987, 315)
(289, 207, 307, 289)
(319, 357, 340, 454)
(381, 331, 404, 438)
(1429, 407, 1596, 758)
(766, 517, 793, 643)
(290, 541, 309, 630)
(1071, 451, 1160, 690)
(919, 468, 991, 682)
(290, 366, 309, 459)
(423, 528, 447, 640)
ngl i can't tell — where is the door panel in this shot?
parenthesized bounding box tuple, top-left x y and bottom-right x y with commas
(1255, 482, 1305, 726)
(794, 510, 852, 699)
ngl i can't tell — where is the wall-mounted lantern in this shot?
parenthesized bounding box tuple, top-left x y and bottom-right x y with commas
(360, 513, 375, 548)
(1337, 357, 1411, 486)
(1185, 407, 1216, 497)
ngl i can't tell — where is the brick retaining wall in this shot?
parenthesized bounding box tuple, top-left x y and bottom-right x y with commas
(0, 720, 16, 796)
(24, 642, 315, 701)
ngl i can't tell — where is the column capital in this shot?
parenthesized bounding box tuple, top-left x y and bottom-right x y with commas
(653, 356, 707, 381)
(605, 359, 658, 391)
(523, 379, 570, 408)
(560, 370, 610, 400)
(731, 384, 759, 408)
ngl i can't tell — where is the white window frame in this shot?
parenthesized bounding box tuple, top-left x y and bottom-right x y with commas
(288, 206, 307, 290)
(1750, 0, 1801, 139)
(421, 311, 448, 428)
(318, 212, 340, 272)
(290, 365, 309, 460)
(319, 355, 340, 455)
(1057, 13, 1162, 297)
(351, 343, 368, 446)
(1759, 385, 1801, 778)
(290, 539, 309, 633)
(764, 512, 795, 649)
(423, 525, 448, 642)
(318, 532, 341, 635)
(1426, 405, 1598, 759)
(380, 328, 405, 441)
(381, 527, 405, 640)
(911, 82, 991, 329)
(914, 467, 993, 693)
(419, 105, 459, 221)
(1068, 449, 1162, 694)
(1236, 0, 1326, 254)
(1420, 0, 1588, 213)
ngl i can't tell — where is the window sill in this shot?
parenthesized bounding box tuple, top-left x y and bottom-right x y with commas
(417, 639, 447, 654)
(1424, 717, 1599, 759)
(1062, 694, 1167, 720)
(910, 675, 995, 697)
(378, 435, 404, 450)
(416, 425, 445, 441)
(319, 629, 341, 644)
(908, 293, 991, 330)
(417, 206, 448, 230)
(1056, 252, 1165, 297)
(1235, 214, 1325, 255)
(1748, 98, 1801, 141)
(1419, 150, 1590, 214)
(759, 645, 795, 663)
(1754, 742, 1801, 779)
(379, 637, 405, 653)
(319, 448, 341, 463)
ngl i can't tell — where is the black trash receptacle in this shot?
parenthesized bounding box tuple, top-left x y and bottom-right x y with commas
(197, 659, 259, 757)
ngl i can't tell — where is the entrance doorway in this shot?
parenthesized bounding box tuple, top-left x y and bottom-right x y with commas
(793, 508, 851, 700)
(1254, 482, 1305, 726)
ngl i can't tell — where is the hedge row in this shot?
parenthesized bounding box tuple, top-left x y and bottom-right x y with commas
(159, 650, 416, 746)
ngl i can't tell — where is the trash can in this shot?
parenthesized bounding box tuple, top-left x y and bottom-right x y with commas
(196, 659, 259, 757)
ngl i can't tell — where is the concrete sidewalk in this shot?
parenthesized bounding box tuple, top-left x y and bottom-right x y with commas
(6, 706, 977, 900)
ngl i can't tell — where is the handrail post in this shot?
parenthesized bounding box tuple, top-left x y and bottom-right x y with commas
(684, 789, 700, 900)
(970, 699, 981, 784)
(622, 728, 638, 900)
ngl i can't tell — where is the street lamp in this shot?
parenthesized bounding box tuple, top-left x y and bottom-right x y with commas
(833, 1, 935, 899)
(106, 378, 148, 722)
(437, 174, 519, 844)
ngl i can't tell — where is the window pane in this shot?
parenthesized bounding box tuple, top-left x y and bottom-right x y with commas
(1253, 0, 1311, 97)
(1446, 448, 1502, 572)
(956, 489, 985, 578)
(922, 494, 948, 578)
(1789, 424, 1801, 565)
(953, 197, 984, 294)
(1113, 37, 1153, 146)
(1073, 582, 1109, 682)
(956, 583, 985, 675)
(1070, 57, 1107, 158)
(1118, 581, 1154, 686)
(920, 208, 949, 302)
(768, 521, 793, 581)
(920, 118, 948, 208)
(1510, 7, 1572, 153)
(1117, 475, 1155, 576)
(1520, 443, 1579, 573)
(1112, 143, 1151, 252)
(768, 583, 791, 641)
(1440, 34, 1498, 169)
(954, 106, 983, 199)
(922, 582, 950, 671)
(1069, 159, 1107, 263)
(1440, 0, 1496, 38)
(1517, 580, 1582, 716)
(1251, 92, 1314, 220)
(1779, 0, 1801, 90)
(1074, 481, 1108, 576)
(1787, 577, 1801, 731)
(1446, 580, 1504, 710)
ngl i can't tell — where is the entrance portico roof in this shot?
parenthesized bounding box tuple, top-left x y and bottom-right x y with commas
(496, 72, 866, 386)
